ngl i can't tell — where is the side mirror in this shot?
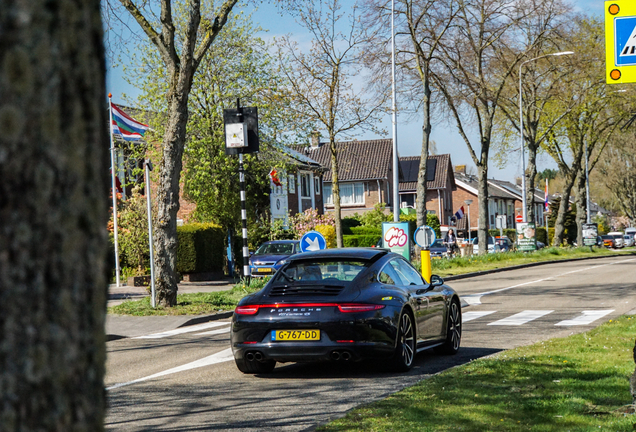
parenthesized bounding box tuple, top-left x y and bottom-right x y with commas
(431, 274, 444, 287)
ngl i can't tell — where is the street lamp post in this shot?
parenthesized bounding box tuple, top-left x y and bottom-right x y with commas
(391, 0, 399, 222)
(464, 199, 473, 242)
(520, 51, 574, 223)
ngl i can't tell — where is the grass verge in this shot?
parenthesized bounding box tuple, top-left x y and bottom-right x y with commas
(318, 314, 636, 432)
(108, 277, 268, 316)
(431, 246, 634, 278)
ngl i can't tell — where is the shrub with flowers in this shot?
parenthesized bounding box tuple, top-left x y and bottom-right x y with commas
(290, 208, 335, 238)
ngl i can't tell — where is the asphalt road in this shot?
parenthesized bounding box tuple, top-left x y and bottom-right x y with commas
(104, 255, 636, 431)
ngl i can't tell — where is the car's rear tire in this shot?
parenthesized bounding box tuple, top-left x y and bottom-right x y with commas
(390, 311, 415, 372)
(234, 356, 276, 374)
(435, 299, 461, 355)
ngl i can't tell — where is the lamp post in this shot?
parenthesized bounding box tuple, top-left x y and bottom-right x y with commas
(391, 0, 399, 222)
(520, 51, 574, 222)
(464, 199, 473, 242)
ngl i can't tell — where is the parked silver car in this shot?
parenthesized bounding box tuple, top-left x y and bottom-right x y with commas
(623, 235, 635, 248)
(607, 232, 625, 248)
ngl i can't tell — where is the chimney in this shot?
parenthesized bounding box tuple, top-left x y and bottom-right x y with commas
(310, 131, 321, 149)
(454, 165, 466, 174)
(515, 177, 522, 186)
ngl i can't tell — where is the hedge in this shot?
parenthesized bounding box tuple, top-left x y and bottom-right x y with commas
(343, 234, 381, 248)
(342, 217, 362, 235)
(350, 226, 382, 236)
(176, 223, 226, 274)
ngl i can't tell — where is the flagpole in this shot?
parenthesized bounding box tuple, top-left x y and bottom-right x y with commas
(108, 93, 121, 287)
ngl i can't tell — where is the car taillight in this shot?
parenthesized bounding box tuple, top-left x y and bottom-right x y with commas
(235, 305, 259, 315)
(338, 304, 385, 313)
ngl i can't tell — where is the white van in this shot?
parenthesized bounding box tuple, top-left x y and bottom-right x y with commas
(607, 231, 625, 248)
(625, 227, 636, 237)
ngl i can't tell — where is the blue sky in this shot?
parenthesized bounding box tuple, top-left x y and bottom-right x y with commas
(106, 0, 605, 182)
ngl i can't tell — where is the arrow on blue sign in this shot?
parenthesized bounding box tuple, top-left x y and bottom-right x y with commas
(300, 231, 327, 253)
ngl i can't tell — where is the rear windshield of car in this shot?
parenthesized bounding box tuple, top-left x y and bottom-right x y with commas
(275, 260, 369, 283)
(255, 243, 296, 255)
(431, 239, 445, 247)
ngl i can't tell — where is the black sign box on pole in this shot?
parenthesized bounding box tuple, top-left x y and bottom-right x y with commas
(224, 106, 259, 155)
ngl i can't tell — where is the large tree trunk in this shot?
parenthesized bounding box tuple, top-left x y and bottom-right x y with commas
(329, 135, 344, 248)
(416, 80, 432, 229)
(154, 91, 191, 307)
(574, 170, 586, 247)
(477, 163, 489, 255)
(0, 0, 109, 429)
(525, 141, 538, 224)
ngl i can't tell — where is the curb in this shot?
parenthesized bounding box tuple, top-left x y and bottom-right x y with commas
(442, 251, 636, 282)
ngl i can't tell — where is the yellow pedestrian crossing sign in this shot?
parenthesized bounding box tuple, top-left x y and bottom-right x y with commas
(606, 1, 636, 83)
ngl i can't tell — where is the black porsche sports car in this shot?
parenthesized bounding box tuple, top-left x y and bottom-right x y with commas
(230, 248, 462, 374)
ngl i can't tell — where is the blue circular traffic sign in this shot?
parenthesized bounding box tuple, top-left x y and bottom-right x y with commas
(300, 231, 327, 253)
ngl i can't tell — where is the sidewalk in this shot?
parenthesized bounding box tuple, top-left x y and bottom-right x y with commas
(106, 278, 237, 339)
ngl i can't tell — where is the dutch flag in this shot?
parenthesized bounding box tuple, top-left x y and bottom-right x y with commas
(454, 206, 465, 220)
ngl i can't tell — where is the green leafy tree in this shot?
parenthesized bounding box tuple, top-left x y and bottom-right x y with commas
(107, 0, 239, 306)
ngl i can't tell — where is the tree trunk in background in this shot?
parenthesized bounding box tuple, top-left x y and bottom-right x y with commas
(525, 141, 538, 224)
(155, 92, 191, 306)
(330, 135, 344, 247)
(552, 171, 577, 246)
(574, 170, 586, 247)
(477, 164, 489, 255)
(0, 0, 109, 429)
(416, 81, 432, 230)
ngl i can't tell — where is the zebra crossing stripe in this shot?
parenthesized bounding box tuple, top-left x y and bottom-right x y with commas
(488, 310, 553, 326)
(462, 311, 497, 322)
(196, 327, 231, 336)
(555, 310, 614, 326)
(133, 321, 230, 339)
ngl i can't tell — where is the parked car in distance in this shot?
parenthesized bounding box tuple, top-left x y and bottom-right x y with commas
(601, 235, 616, 248)
(429, 239, 450, 258)
(624, 235, 635, 247)
(249, 240, 300, 277)
(472, 236, 495, 254)
(494, 236, 514, 252)
(607, 232, 625, 248)
(231, 248, 462, 374)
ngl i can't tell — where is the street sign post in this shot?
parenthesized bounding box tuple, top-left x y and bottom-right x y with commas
(496, 214, 507, 238)
(605, 1, 636, 84)
(300, 231, 327, 253)
(414, 226, 436, 282)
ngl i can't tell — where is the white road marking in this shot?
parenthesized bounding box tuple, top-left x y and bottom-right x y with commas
(469, 258, 636, 300)
(462, 311, 497, 322)
(106, 347, 234, 391)
(488, 310, 553, 326)
(555, 310, 615, 326)
(196, 327, 231, 336)
(133, 321, 230, 339)
(462, 295, 483, 306)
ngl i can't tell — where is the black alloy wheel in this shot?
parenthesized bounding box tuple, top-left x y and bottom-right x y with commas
(391, 311, 415, 372)
(436, 299, 461, 355)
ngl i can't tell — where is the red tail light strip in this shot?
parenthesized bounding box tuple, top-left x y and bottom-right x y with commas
(234, 303, 385, 315)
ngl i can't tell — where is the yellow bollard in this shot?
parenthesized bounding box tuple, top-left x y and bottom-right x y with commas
(421, 249, 432, 283)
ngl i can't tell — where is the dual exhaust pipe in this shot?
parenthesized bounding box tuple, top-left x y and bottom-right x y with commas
(330, 350, 352, 361)
(245, 351, 264, 362)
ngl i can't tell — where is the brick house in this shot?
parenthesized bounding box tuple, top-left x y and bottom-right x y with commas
(452, 170, 548, 236)
(269, 144, 325, 227)
(295, 139, 399, 216)
(398, 154, 457, 223)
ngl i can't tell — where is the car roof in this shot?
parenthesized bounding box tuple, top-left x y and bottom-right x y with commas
(288, 247, 389, 261)
(262, 240, 300, 244)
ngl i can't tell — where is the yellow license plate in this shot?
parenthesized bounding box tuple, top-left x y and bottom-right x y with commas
(256, 267, 273, 273)
(272, 330, 320, 341)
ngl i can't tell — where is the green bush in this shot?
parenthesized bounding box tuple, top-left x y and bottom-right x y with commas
(536, 227, 547, 245)
(350, 225, 382, 235)
(343, 234, 381, 247)
(342, 217, 361, 235)
(176, 223, 226, 274)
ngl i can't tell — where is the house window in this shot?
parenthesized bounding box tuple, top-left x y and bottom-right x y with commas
(289, 175, 295, 194)
(323, 183, 364, 205)
(314, 177, 321, 195)
(300, 173, 311, 198)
